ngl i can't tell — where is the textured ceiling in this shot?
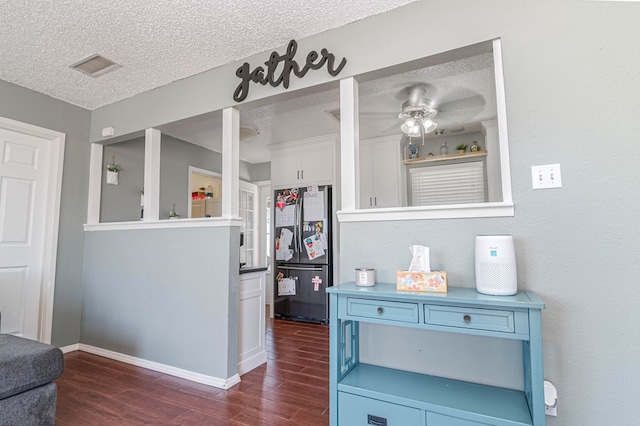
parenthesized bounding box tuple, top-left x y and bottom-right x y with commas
(0, 0, 417, 110)
(0, 0, 497, 165)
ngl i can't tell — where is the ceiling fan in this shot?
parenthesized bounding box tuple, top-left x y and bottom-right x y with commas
(398, 86, 439, 140)
(356, 83, 487, 141)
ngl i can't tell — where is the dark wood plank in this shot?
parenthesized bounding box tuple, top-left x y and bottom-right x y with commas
(55, 316, 329, 425)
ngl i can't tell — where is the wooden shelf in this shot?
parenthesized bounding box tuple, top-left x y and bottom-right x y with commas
(404, 150, 487, 165)
(339, 364, 533, 425)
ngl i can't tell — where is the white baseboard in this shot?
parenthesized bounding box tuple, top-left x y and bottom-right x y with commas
(59, 343, 80, 353)
(72, 344, 240, 390)
(238, 350, 267, 376)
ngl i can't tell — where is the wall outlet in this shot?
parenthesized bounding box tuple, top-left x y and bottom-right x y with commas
(532, 164, 562, 189)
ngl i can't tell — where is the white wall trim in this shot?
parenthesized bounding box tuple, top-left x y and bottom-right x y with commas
(0, 116, 65, 345)
(339, 77, 359, 211)
(238, 351, 268, 376)
(86, 143, 103, 225)
(84, 217, 242, 231)
(268, 133, 338, 150)
(222, 108, 240, 218)
(492, 38, 514, 205)
(59, 343, 80, 353)
(337, 202, 514, 222)
(143, 128, 161, 221)
(77, 344, 241, 390)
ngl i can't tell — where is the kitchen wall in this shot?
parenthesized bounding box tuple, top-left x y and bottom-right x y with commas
(0, 79, 90, 348)
(80, 1, 639, 423)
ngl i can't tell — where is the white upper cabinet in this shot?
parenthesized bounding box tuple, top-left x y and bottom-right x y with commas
(270, 135, 335, 188)
(359, 135, 404, 208)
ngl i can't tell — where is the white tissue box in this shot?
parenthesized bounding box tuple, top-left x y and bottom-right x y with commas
(396, 271, 448, 292)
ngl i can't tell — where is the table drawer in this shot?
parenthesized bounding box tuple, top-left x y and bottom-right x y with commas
(427, 411, 492, 425)
(424, 305, 515, 334)
(347, 298, 419, 324)
(339, 392, 422, 426)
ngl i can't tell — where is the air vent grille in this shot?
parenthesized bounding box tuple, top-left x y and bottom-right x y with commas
(70, 54, 120, 77)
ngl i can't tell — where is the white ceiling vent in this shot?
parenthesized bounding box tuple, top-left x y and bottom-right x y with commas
(70, 54, 121, 78)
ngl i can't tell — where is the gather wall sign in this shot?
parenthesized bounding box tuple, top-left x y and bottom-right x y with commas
(233, 39, 347, 103)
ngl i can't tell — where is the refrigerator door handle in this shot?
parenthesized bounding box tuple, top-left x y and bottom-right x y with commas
(292, 196, 298, 254)
(278, 266, 324, 272)
(298, 194, 304, 254)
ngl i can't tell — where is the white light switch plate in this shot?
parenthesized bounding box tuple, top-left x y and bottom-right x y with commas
(532, 164, 562, 189)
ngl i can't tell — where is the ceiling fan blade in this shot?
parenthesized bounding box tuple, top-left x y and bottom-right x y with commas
(436, 94, 485, 115)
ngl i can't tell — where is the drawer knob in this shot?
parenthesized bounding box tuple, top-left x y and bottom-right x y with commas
(377, 307, 384, 314)
(463, 314, 471, 323)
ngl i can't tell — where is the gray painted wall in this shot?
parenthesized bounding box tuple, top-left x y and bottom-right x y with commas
(81, 1, 640, 424)
(81, 226, 240, 379)
(101, 134, 257, 222)
(0, 80, 90, 347)
(102, 137, 145, 222)
(250, 161, 271, 182)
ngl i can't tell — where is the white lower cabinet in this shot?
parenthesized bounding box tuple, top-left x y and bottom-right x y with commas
(360, 135, 404, 208)
(238, 270, 267, 375)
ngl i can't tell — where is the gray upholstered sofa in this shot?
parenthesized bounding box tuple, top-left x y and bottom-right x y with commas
(0, 313, 64, 426)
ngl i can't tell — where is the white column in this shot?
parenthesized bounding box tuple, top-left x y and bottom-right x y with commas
(492, 38, 513, 204)
(482, 119, 501, 202)
(86, 143, 103, 224)
(144, 128, 161, 221)
(340, 77, 360, 211)
(222, 107, 240, 218)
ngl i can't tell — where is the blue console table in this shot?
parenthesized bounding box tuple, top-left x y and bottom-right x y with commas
(327, 283, 546, 426)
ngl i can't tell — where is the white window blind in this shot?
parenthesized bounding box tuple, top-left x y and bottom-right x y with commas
(410, 161, 486, 206)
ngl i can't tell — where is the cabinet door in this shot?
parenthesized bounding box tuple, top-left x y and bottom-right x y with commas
(427, 412, 492, 425)
(301, 141, 334, 184)
(238, 272, 266, 374)
(371, 139, 402, 208)
(359, 142, 374, 208)
(359, 137, 403, 209)
(271, 138, 335, 187)
(339, 392, 421, 426)
(271, 148, 302, 187)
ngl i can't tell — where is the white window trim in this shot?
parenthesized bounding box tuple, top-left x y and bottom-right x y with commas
(84, 217, 242, 231)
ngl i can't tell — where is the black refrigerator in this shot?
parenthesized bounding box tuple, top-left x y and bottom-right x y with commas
(273, 185, 332, 324)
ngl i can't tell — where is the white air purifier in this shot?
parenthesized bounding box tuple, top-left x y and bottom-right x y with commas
(475, 235, 517, 296)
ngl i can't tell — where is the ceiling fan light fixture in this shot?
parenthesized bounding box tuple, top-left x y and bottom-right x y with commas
(422, 118, 437, 133)
(401, 117, 419, 134)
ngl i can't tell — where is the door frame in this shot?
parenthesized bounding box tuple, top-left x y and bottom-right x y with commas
(0, 116, 65, 344)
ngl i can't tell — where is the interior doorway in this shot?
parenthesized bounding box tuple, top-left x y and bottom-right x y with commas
(188, 166, 222, 218)
(0, 116, 65, 343)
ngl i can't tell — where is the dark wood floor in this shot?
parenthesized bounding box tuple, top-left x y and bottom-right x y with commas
(55, 317, 330, 425)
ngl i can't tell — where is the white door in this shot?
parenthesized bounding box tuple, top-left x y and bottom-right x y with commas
(0, 127, 52, 339)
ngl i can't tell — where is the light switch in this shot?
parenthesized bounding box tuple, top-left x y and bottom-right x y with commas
(532, 164, 562, 189)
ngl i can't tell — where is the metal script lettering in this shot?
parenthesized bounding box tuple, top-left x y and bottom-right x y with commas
(233, 40, 347, 102)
